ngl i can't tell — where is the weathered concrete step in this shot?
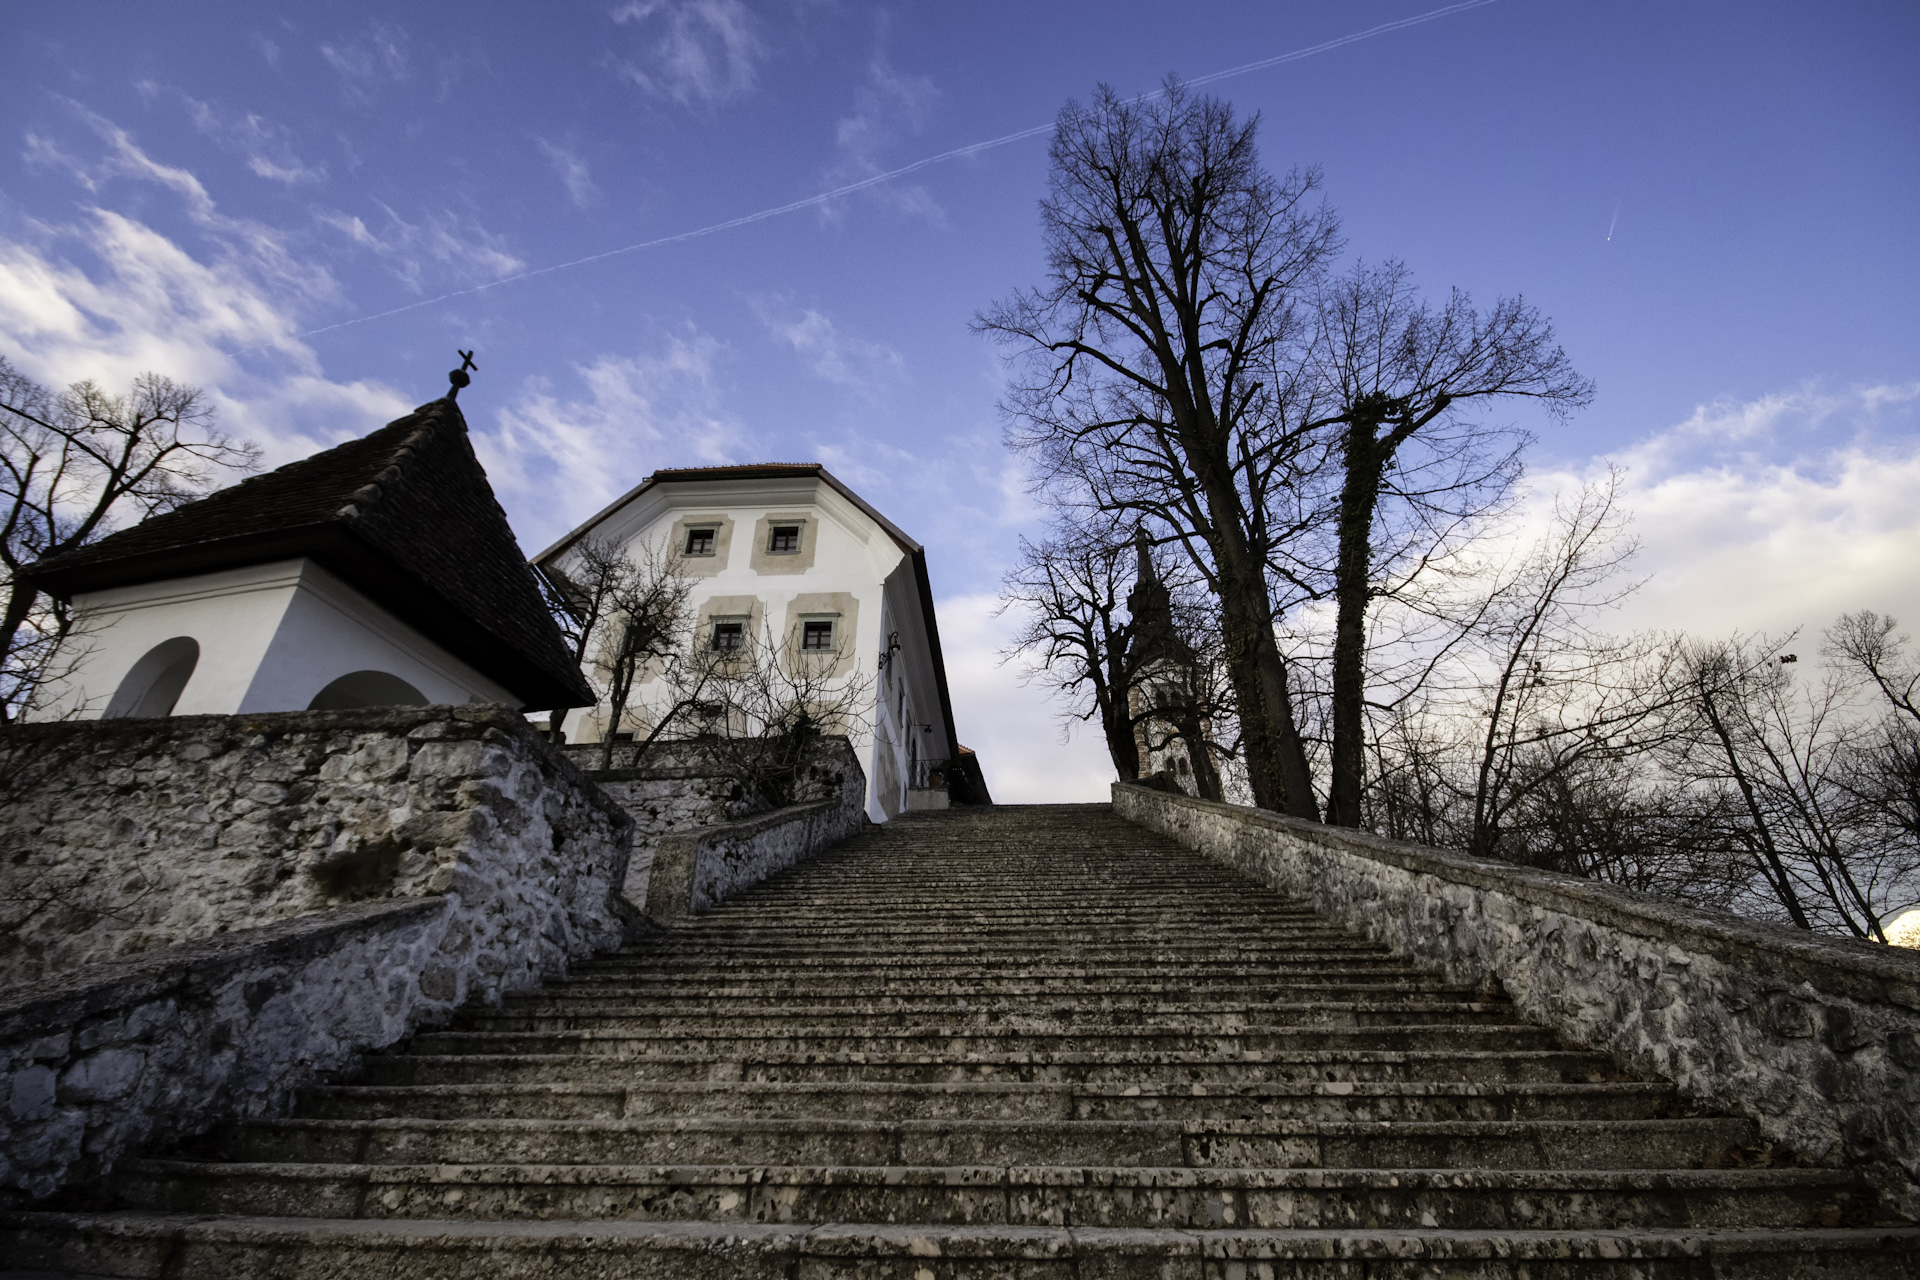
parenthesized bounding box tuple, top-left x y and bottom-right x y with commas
(207, 1116, 1758, 1170)
(11, 1211, 1915, 1279)
(611, 944, 1396, 965)
(579, 956, 1414, 979)
(109, 1161, 1874, 1231)
(650, 927, 1368, 947)
(405, 1023, 1562, 1058)
(298, 1080, 1680, 1124)
(526, 977, 1473, 1002)
(362, 1047, 1624, 1088)
(455, 1002, 1524, 1034)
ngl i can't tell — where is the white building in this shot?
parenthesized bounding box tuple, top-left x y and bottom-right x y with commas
(29, 395, 593, 720)
(535, 464, 987, 821)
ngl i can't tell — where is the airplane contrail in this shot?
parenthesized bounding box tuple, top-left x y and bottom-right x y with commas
(279, 0, 1505, 348)
(1606, 198, 1621, 242)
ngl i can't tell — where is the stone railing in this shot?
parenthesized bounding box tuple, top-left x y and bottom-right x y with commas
(1113, 781, 1920, 1215)
(0, 706, 632, 1199)
(641, 741, 868, 923)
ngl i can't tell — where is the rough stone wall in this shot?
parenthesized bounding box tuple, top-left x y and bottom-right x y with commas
(1, 706, 632, 985)
(561, 736, 865, 910)
(1, 901, 444, 1201)
(645, 744, 869, 922)
(1113, 781, 1920, 1216)
(0, 706, 632, 1200)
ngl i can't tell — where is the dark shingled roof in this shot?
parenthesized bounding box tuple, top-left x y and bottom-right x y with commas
(27, 397, 594, 711)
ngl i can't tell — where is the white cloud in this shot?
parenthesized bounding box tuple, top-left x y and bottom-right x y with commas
(935, 591, 1117, 804)
(753, 301, 902, 396)
(316, 202, 524, 292)
(23, 102, 332, 302)
(1532, 383, 1920, 645)
(144, 85, 326, 186)
(536, 138, 599, 209)
(1, 113, 409, 467)
(480, 330, 747, 553)
(320, 22, 410, 102)
(609, 0, 766, 106)
(822, 52, 942, 223)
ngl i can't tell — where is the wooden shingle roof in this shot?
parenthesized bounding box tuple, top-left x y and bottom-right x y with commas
(28, 397, 594, 711)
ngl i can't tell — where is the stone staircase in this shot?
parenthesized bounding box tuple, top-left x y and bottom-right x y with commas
(7, 804, 1916, 1277)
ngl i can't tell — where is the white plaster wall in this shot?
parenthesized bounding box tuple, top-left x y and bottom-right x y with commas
(554, 476, 954, 823)
(241, 561, 515, 712)
(45, 562, 303, 718)
(46, 559, 513, 719)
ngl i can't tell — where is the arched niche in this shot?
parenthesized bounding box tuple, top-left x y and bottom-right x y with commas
(307, 670, 430, 711)
(105, 637, 201, 719)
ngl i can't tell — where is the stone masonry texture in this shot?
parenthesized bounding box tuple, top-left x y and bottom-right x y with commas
(2, 804, 1914, 1276)
(0, 705, 633, 1200)
(1112, 780, 1920, 1219)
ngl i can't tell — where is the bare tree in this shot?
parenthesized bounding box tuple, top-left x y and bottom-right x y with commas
(1002, 520, 1231, 797)
(0, 356, 256, 724)
(1000, 525, 1142, 780)
(1827, 611, 1920, 853)
(629, 619, 876, 812)
(977, 79, 1340, 820)
(1307, 261, 1593, 826)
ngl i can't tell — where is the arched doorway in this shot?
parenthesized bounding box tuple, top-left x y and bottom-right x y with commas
(105, 637, 200, 718)
(307, 670, 430, 710)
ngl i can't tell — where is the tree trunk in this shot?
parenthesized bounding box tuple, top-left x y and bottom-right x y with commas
(0, 580, 41, 724)
(1216, 561, 1318, 819)
(1326, 419, 1383, 828)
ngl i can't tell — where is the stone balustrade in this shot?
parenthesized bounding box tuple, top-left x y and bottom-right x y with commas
(1113, 780, 1920, 1215)
(0, 706, 632, 1199)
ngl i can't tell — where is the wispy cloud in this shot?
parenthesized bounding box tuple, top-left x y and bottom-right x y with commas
(140, 84, 326, 186)
(320, 21, 410, 102)
(480, 329, 747, 549)
(317, 203, 524, 292)
(608, 0, 766, 106)
(821, 51, 942, 223)
(752, 300, 902, 397)
(536, 137, 599, 209)
(23, 102, 333, 302)
(0, 121, 408, 464)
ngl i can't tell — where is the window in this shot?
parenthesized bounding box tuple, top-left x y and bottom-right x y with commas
(710, 619, 746, 653)
(801, 619, 835, 651)
(684, 526, 717, 556)
(767, 524, 801, 554)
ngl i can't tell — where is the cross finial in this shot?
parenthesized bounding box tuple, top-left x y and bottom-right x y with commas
(447, 349, 478, 399)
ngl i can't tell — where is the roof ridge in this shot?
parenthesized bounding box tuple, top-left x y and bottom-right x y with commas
(334, 400, 450, 522)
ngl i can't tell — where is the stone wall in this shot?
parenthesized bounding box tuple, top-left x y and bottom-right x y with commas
(2, 901, 441, 1201)
(0, 706, 632, 1200)
(1113, 781, 1920, 1215)
(1, 706, 632, 984)
(644, 744, 869, 923)
(561, 736, 866, 911)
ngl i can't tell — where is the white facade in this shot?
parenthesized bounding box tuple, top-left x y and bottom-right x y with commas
(43, 558, 515, 720)
(544, 471, 955, 823)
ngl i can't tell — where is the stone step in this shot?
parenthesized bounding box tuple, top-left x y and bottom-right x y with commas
(564, 959, 1413, 982)
(109, 1161, 1875, 1231)
(297, 1080, 1681, 1123)
(403, 1023, 1563, 1058)
(9, 1211, 1915, 1279)
(206, 1115, 1758, 1170)
(523, 977, 1475, 1001)
(453, 1002, 1525, 1034)
(360, 1047, 1625, 1088)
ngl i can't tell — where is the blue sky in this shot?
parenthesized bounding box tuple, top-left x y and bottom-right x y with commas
(3, 1, 1916, 799)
